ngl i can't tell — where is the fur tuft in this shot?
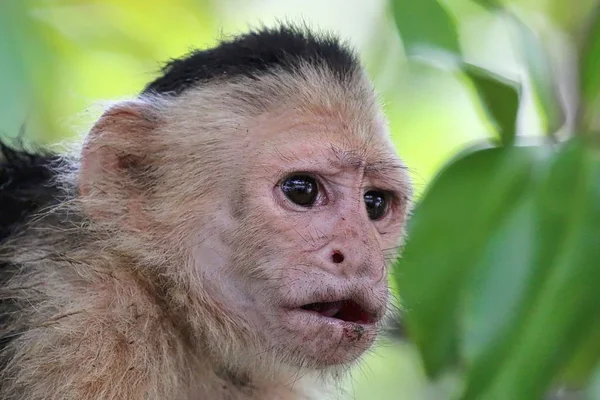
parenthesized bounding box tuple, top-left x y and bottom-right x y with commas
(0, 140, 64, 243)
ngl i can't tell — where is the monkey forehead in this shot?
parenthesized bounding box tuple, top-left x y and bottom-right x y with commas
(252, 107, 391, 154)
(247, 107, 409, 186)
(245, 67, 391, 147)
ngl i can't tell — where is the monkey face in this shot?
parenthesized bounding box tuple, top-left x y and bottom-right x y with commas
(77, 80, 411, 375)
(211, 108, 411, 369)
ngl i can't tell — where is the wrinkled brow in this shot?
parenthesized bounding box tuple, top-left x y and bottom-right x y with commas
(365, 159, 408, 175)
(328, 145, 411, 197)
(328, 143, 407, 173)
(365, 160, 411, 198)
(329, 145, 367, 169)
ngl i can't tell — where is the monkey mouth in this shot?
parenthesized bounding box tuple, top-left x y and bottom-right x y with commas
(299, 300, 376, 324)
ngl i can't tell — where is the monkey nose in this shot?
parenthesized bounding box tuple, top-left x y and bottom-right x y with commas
(319, 247, 365, 278)
(331, 250, 345, 264)
(318, 245, 385, 281)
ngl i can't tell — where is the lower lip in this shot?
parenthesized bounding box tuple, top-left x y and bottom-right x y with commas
(287, 308, 375, 338)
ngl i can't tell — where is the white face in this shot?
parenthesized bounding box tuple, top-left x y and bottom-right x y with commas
(198, 108, 411, 369)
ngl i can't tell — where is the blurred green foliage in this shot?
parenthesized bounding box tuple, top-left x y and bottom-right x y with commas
(0, 0, 217, 145)
(392, 0, 600, 399)
(1, 0, 600, 399)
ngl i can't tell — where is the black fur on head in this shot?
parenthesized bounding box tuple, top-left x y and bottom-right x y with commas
(142, 24, 360, 97)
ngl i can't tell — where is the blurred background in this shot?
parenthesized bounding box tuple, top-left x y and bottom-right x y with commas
(1, 1, 599, 399)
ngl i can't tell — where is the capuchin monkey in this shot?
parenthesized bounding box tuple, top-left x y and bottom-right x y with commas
(0, 25, 412, 399)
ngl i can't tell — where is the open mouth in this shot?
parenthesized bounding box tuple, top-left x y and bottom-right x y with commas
(300, 300, 375, 324)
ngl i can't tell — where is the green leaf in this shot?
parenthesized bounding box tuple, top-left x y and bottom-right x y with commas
(391, 0, 461, 57)
(580, 8, 600, 132)
(472, 2, 565, 135)
(461, 194, 536, 364)
(391, 1, 521, 146)
(560, 319, 600, 387)
(463, 64, 521, 146)
(394, 145, 545, 377)
(462, 138, 600, 400)
(507, 13, 565, 136)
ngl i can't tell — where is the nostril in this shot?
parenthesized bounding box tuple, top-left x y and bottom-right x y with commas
(331, 251, 345, 264)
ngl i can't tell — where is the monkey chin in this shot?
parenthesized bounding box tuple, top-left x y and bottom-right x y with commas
(280, 304, 380, 367)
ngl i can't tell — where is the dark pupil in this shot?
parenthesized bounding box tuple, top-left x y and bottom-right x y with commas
(364, 191, 387, 220)
(281, 175, 317, 206)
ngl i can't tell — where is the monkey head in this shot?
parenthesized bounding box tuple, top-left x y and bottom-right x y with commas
(77, 26, 412, 380)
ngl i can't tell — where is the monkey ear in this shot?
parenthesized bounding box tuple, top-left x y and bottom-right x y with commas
(78, 99, 161, 217)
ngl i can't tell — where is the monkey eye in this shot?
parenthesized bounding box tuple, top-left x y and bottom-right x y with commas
(364, 190, 388, 220)
(281, 175, 319, 206)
